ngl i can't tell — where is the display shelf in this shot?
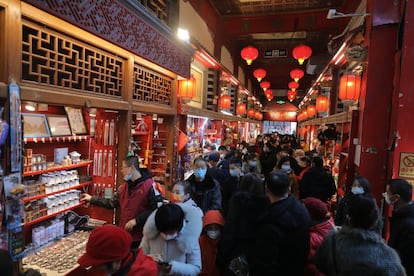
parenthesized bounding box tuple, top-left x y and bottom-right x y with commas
(23, 181, 93, 203)
(24, 135, 91, 144)
(24, 202, 85, 227)
(23, 161, 93, 177)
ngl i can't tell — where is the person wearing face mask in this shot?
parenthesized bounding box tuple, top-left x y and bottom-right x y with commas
(221, 157, 244, 216)
(140, 203, 203, 276)
(199, 210, 225, 276)
(259, 143, 277, 178)
(385, 178, 414, 276)
(77, 224, 157, 275)
(335, 176, 375, 227)
(81, 156, 163, 246)
(242, 153, 262, 176)
(187, 157, 222, 214)
(170, 181, 203, 216)
(276, 156, 299, 198)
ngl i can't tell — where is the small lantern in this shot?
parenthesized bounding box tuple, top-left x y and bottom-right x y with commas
(287, 90, 297, 102)
(288, 81, 299, 91)
(253, 68, 266, 82)
(266, 93, 273, 101)
(339, 74, 361, 101)
(255, 111, 262, 120)
(219, 95, 231, 109)
(178, 76, 196, 103)
(290, 68, 305, 82)
(236, 103, 246, 115)
(260, 81, 271, 91)
(316, 95, 329, 113)
(264, 89, 272, 97)
(292, 44, 312, 65)
(247, 109, 255, 118)
(307, 104, 316, 117)
(241, 46, 259, 65)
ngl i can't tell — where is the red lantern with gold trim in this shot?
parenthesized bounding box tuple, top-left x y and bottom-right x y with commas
(260, 81, 271, 91)
(219, 95, 231, 109)
(290, 68, 305, 82)
(292, 44, 312, 65)
(287, 90, 297, 102)
(339, 74, 361, 101)
(236, 103, 246, 115)
(253, 68, 266, 82)
(316, 95, 329, 113)
(178, 76, 196, 104)
(288, 81, 299, 91)
(240, 46, 259, 65)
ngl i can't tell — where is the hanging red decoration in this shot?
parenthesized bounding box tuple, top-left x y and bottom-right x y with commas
(316, 95, 329, 113)
(290, 68, 304, 82)
(307, 104, 316, 117)
(287, 90, 297, 102)
(339, 74, 361, 101)
(292, 44, 312, 65)
(264, 89, 272, 97)
(240, 46, 259, 65)
(298, 127, 307, 135)
(260, 81, 271, 91)
(236, 103, 246, 115)
(266, 93, 273, 101)
(288, 81, 299, 91)
(247, 109, 255, 118)
(253, 68, 267, 82)
(219, 95, 231, 109)
(255, 111, 262, 120)
(177, 76, 196, 103)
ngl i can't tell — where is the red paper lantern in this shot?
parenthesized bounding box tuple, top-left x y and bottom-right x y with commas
(260, 81, 271, 91)
(266, 93, 273, 101)
(302, 110, 308, 120)
(264, 89, 272, 97)
(288, 81, 299, 91)
(247, 109, 255, 118)
(307, 104, 316, 117)
(298, 127, 307, 135)
(253, 68, 266, 82)
(316, 95, 329, 113)
(178, 76, 196, 103)
(287, 90, 297, 102)
(292, 44, 312, 65)
(219, 95, 231, 109)
(290, 68, 305, 82)
(339, 74, 361, 101)
(236, 103, 246, 115)
(255, 111, 262, 120)
(240, 46, 259, 65)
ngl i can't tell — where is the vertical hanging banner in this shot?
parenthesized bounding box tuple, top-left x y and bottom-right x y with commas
(9, 83, 22, 172)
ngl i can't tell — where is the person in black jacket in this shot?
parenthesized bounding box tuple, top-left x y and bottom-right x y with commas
(385, 178, 414, 276)
(300, 156, 337, 202)
(259, 143, 277, 178)
(250, 171, 310, 275)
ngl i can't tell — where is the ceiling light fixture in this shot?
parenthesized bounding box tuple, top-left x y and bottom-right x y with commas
(327, 9, 370, 19)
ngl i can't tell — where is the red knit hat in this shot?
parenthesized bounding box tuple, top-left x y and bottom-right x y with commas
(302, 197, 328, 221)
(78, 224, 132, 267)
(203, 210, 224, 227)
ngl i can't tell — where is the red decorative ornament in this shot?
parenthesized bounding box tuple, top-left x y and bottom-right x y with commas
(260, 81, 271, 91)
(298, 127, 307, 135)
(177, 76, 196, 103)
(240, 46, 259, 65)
(255, 111, 262, 120)
(287, 90, 297, 102)
(219, 95, 231, 109)
(316, 95, 329, 113)
(247, 109, 255, 118)
(339, 74, 361, 101)
(266, 93, 273, 101)
(264, 89, 272, 97)
(288, 81, 299, 91)
(292, 44, 312, 65)
(253, 68, 267, 82)
(236, 103, 246, 115)
(290, 68, 304, 82)
(307, 104, 316, 117)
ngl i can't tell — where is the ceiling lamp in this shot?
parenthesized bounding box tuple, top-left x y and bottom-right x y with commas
(339, 74, 361, 101)
(316, 95, 329, 113)
(253, 68, 266, 82)
(288, 81, 299, 91)
(219, 95, 231, 109)
(247, 108, 255, 118)
(236, 103, 246, 115)
(240, 46, 259, 65)
(292, 44, 312, 65)
(290, 68, 304, 82)
(177, 76, 196, 104)
(260, 81, 271, 91)
(287, 90, 297, 102)
(307, 104, 316, 118)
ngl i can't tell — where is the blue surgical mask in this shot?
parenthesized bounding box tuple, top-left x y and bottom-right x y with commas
(249, 161, 257, 167)
(194, 168, 207, 179)
(281, 164, 291, 172)
(123, 174, 132, 181)
(351, 186, 364, 195)
(229, 169, 239, 177)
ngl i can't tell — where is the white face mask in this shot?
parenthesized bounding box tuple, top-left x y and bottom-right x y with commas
(220, 154, 226, 159)
(242, 148, 248, 154)
(351, 186, 364, 195)
(161, 232, 178, 241)
(249, 161, 257, 167)
(383, 192, 395, 205)
(207, 230, 221, 240)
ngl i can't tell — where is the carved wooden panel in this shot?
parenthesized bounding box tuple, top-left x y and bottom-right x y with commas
(22, 21, 124, 97)
(23, 0, 191, 78)
(133, 63, 172, 105)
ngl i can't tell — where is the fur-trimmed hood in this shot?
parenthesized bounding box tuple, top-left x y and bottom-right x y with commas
(143, 202, 203, 253)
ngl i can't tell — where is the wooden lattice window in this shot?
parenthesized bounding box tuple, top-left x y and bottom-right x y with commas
(21, 20, 124, 97)
(133, 63, 172, 106)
